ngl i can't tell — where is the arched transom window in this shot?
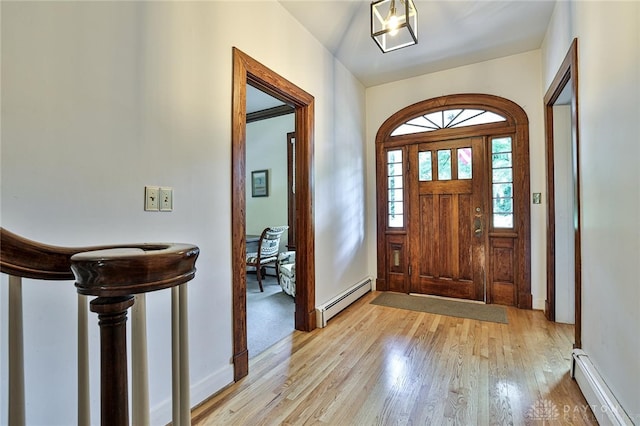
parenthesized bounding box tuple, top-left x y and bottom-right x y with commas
(391, 108, 506, 136)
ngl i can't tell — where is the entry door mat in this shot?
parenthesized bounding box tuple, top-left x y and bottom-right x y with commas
(371, 292, 508, 324)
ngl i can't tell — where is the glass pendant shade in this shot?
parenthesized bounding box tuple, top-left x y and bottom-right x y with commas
(371, 0, 418, 53)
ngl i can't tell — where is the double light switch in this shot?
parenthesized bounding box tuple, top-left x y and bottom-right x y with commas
(145, 186, 173, 211)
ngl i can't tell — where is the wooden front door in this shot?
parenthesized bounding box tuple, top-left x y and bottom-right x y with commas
(408, 138, 486, 301)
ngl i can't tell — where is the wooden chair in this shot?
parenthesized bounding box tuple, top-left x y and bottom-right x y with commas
(246, 226, 288, 292)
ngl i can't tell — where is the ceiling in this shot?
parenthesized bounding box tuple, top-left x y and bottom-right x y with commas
(248, 0, 556, 113)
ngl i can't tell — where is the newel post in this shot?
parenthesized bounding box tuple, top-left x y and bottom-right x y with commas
(72, 244, 199, 426)
(90, 296, 135, 425)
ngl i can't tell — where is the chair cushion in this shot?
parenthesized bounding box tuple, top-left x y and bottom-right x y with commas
(280, 263, 295, 278)
(246, 252, 278, 264)
(278, 251, 296, 264)
(279, 263, 296, 297)
(260, 238, 280, 257)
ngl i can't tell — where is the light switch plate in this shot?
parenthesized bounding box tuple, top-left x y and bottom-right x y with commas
(145, 186, 159, 211)
(159, 187, 173, 211)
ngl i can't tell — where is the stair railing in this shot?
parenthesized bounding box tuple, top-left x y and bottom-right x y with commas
(1, 228, 199, 426)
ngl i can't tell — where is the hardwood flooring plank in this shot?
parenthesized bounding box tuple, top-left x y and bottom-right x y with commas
(193, 292, 596, 425)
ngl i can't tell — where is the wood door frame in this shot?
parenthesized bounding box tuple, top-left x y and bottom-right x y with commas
(543, 38, 582, 348)
(231, 48, 316, 381)
(375, 94, 531, 308)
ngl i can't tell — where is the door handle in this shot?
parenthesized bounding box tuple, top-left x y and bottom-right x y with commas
(473, 218, 483, 237)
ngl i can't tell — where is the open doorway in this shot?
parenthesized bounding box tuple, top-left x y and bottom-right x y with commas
(231, 48, 316, 381)
(245, 86, 295, 357)
(544, 38, 582, 348)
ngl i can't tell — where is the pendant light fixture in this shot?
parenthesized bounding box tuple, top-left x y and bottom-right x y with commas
(371, 0, 418, 53)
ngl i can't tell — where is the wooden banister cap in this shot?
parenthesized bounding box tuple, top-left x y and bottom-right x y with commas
(71, 243, 200, 297)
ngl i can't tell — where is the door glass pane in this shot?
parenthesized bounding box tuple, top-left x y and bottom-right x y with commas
(492, 168, 512, 183)
(493, 183, 512, 199)
(388, 163, 403, 176)
(493, 198, 513, 214)
(418, 151, 432, 181)
(387, 150, 401, 163)
(437, 150, 452, 180)
(388, 189, 403, 202)
(493, 214, 513, 228)
(389, 201, 404, 215)
(388, 214, 403, 228)
(492, 153, 512, 168)
(457, 148, 472, 179)
(492, 137, 512, 153)
(388, 175, 403, 189)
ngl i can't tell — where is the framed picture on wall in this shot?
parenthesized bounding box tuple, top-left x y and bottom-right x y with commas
(251, 169, 269, 197)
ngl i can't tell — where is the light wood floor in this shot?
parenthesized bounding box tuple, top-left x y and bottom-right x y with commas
(193, 291, 596, 425)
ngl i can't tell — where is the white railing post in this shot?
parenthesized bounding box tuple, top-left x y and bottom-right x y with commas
(8, 275, 25, 426)
(171, 285, 191, 426)
(78, 294, 90, 426)
(179, 284, 190, 426)
(132, 294, 150, 426)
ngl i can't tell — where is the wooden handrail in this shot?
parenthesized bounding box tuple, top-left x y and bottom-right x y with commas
(1, 228, 199, 426)
(0, 228, 111, 280)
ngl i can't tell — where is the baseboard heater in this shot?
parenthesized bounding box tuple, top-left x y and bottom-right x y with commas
(571, 349, 633, 425)
(316, 277, 372, 328)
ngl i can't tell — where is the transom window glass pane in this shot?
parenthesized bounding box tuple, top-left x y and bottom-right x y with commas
(491, 137, 514, 228)
(418, 151, 432, 181)
(457, 148, 472, 179)
(390, 108, 507, 136)
(437, 150, 452, 180)
(387, 149, 404, 228)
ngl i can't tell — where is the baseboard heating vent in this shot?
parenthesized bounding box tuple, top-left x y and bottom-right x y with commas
(316, 277, 372, 328)
(571, 349, 633, 426)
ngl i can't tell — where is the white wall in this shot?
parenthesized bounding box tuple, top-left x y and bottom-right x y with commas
(246, 114, 294, 249)
(0, 1, 367, 424)
(541, 0, 640, 419)
(365, 50, 547, 308)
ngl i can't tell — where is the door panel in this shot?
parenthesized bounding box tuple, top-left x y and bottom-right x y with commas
(409, 138, 486, 301)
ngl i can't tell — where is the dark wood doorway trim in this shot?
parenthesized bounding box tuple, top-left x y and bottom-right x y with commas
(543, 38, 581, 348)
(231, 48, 316, 381)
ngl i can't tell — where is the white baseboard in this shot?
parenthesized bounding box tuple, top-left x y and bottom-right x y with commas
(533, 297, 546, 310)
(571, 349, 634, 426)
(150, 363, 234, 425)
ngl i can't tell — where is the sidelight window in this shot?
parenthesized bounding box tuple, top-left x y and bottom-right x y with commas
(491, 137, 514, 228)
(387, 150, 404, 228)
